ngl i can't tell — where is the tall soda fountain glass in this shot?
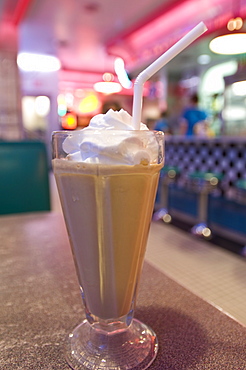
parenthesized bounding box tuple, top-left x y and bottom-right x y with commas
(52, 127, 164, 369)
(52, 22, 207, 369)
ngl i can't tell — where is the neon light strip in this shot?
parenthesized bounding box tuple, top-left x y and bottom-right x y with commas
(12, 0, 33, 25)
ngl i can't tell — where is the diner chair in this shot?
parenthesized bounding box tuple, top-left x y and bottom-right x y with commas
(234, 179, 246, 256)
(153, 165, 180, 223)
(235, 179, 246, 204)
(188, 171, 223, 238)
(0, 140, 51, 215)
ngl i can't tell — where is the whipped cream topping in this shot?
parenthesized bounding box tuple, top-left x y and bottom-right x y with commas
(62, 109, 159, 165)
(87, 109, 148, 131)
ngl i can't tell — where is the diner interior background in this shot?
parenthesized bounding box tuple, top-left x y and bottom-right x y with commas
(1, 0, 246, 329)
(1, 1, 246, 243)
(1, 0, 246, 144)
(0, 0, 246, 234)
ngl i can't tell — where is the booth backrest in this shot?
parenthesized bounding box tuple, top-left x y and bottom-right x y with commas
(165, 137, 246, 197)
(0, 141, 51, 215)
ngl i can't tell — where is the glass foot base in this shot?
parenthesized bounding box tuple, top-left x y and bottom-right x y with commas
(65, 318, 158, 370)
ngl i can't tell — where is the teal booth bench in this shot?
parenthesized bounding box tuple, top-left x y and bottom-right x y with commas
(0, 141, 51, 215)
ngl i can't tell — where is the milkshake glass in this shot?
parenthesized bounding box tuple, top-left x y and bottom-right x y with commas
(52, 117, 164, 369)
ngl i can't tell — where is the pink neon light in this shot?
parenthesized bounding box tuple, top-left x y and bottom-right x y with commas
(127, 1, 213, 49)
(12, 0, 33, 25)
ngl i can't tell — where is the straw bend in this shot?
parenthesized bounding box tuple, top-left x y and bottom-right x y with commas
(132, 21, 208, 129)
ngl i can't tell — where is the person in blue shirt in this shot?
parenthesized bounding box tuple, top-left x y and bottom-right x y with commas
(154, 111, 170, 134)
(180, 93, 208, 136)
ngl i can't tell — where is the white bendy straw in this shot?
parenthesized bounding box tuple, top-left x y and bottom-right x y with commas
(132, 22, 208, 129)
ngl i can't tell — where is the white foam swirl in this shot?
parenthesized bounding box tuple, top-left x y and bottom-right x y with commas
(62, 109, 159, 165)
(87, 109, 148, 131)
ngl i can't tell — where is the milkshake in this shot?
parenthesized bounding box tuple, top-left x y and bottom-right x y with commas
(51, 21, 207, 370)
(53, 158, 161, 320)
(53, 109, 164, 370)
(52, 110, 164, 322)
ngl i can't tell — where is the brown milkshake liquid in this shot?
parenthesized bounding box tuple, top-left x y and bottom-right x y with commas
(53, 158, 161, 319)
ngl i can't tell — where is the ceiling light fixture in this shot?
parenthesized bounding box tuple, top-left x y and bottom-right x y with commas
(93, 73, 122, 94)
(114, 58, 132, 89)
(231, 80, 246, 96)
(17, 53, 61, 72)
(209, 32, 246, 55)
(209, 0, 246, 55)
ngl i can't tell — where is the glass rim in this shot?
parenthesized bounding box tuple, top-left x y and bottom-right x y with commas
(52, 129, 164, 136)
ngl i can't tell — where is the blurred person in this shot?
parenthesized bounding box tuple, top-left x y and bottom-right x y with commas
(153, 111, 171, 134)
(179, 93, 208, 136)
(145, 118, 156, 130)
(102, 101, 122, 114)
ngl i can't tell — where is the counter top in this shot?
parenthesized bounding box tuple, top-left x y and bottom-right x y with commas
(1, 212, 246, 369)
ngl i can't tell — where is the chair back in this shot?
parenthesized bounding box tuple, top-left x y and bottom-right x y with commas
(0, 141, 51, 215)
